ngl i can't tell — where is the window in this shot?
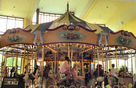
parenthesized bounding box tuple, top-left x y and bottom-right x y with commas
(32, 12, 61, 25)
(6, 57, 22, 75)
(0, 15, 24, 34)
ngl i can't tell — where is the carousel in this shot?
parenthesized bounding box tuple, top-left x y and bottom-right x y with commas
(0, 2, 136, 88)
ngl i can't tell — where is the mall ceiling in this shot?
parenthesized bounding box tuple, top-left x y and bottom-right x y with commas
(0, 0, 136, 32)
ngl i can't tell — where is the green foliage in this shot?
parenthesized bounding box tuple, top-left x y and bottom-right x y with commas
(6, 57, 21, 67)
(13, 58, 16, 66)
(6, 57, 22, 74)
(118, 65, 127, 73)
(6, 57, 13, 66)
(18, 69, 21, 74)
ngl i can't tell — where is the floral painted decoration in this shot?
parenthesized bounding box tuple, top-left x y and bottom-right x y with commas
(57, 31, 86, 41)
(64, 33, 80, 40)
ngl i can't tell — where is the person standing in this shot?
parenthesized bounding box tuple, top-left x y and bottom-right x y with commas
(10, 67, 15, 77)
(93, 64, 104, 87)
(5, 67, 9, 77)
(111, 64, 118, 83)
(60, 56, 71, 83)
(94, 64, 104, 77)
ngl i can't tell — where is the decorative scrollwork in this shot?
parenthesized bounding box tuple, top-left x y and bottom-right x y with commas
(9, 29, 20, 34)
(67, 25, 75, 31)
(7, 36, 24, 42)
(98, 32, 109, 47)
(62, 25, 80, 31)
(121, 31, 130, 37)
(115, 36, 132, 46)
(62, 25, 67, 30)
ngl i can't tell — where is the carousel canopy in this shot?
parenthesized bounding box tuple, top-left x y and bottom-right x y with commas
(0, 7, 136, 48)
(26, 11, 113, 34)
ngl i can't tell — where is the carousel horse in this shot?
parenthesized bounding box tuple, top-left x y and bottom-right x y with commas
(23, 70, 33, 87)
(93, 64, 104, 88)
(71, 64, 85, 85)
(107, 76, 121, 88)
(57, 64, 85, 87)
(24, 67, 42, 88)
(42, 64, 56, 88)
(34, 75, 41, 88)
(94, 74, 104, 87)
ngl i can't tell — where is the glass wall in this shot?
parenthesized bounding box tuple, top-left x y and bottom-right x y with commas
(0, 15, 24, 34)
(32, 12, 61, 25)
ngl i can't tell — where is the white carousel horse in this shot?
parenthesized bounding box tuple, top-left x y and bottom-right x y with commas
(23, 72, 32, 87)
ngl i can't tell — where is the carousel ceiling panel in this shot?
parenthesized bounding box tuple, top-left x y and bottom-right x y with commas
(0, 0, 40, 18)
(83, 0, 136, 32)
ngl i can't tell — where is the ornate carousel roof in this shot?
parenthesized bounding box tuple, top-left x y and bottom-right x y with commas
(26, 7, 113, 34)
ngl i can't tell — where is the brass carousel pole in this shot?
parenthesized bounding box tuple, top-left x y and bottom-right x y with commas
(127, 54, 129, 72)
(109, 47, 112, 69)
(23, 45, 26, 73)
(118, 47, 120, 71)
(115, 46, 120, 86)
(68, 43, 70, 58)
(16, 48, 18, 71)
(12, 48, 14, 69)
(71, 44, 73, 66)
(4, 47, 7, 65)
(26, 45, 30, 72)
(106, 47, 109, 72)
(2, 48, 5, 62)
(97, 46, 100, 76)
(36, 46, 38, 66)
(68, 43, 71, 65)
(20, 52, 23, 74)
(42, 45, 45, 75)
(27, 46, 30, 67)
(115, 46, 118, 72)
(81, 52, 84, 75)
(5, 49, 7, 68)
(102, 47, 104, 71)
(54, 52, 57, 74)
(1, 48, 5, 77)
(31, 45, 34, 72)
(76, 48, 78, 64)
(131, 49, 133, 74)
